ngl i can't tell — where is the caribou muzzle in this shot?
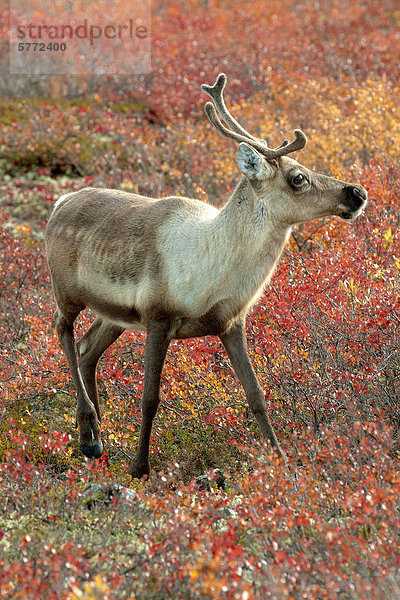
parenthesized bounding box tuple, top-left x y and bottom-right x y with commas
(339, 184, 368, 219)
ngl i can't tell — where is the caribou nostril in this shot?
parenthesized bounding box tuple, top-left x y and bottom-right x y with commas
(351, 185, 368, 202)
(345, 184, 367, 211)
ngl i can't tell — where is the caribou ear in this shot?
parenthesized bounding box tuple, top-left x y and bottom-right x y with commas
(237, 143, 274, 180)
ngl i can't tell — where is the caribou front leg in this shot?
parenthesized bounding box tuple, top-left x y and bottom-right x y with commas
(220, 320, 287, 465)
(128, 320, 171, 479)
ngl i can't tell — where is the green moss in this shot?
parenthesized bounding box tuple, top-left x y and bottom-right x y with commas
(111, 99, 148, 114)
(152, 414, 250, 482)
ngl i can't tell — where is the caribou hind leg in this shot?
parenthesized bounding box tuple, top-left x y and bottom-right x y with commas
(54, 305, 103, 459)
(77, 317, 125, 422)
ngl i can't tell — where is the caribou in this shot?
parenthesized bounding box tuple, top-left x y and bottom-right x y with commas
(45, 73, 367, 478)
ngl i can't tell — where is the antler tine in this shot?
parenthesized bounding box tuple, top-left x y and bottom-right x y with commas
(271, 129, 307, 157)
(201, 73, 260, 143)
(204, 102, 307, 159)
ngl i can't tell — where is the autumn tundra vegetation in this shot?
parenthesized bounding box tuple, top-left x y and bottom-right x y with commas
(0, 0, 399, 598)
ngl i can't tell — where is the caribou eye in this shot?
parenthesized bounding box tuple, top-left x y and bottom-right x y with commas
(292, 173, 306, 186)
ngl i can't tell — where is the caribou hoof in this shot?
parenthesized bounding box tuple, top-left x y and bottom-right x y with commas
(127, 458, 150, 480)
(80, 440, 103, 459)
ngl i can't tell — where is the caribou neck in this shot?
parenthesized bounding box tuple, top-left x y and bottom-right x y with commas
(204, 177, 291, 306)
(216, 176, 291, 268)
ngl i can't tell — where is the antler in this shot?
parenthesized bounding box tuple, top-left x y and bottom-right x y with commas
(201, 73, 260, 143)
(202, 73, 307, 160)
